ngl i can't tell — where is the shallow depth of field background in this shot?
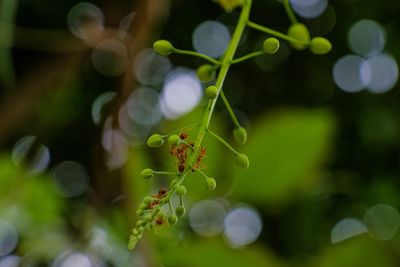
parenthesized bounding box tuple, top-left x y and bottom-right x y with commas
(1, 0, 400, 266)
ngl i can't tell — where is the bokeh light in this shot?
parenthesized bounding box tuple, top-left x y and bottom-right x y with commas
(331, 218, 367, 244)
(192, 21, 231, 58)
(91, 91, 117, 125)
(363, 203, 400, 241)
(160, 68, 202, 119)
(348, 20, 386, 57)
(134, 49, 172, 86)
(189, 199, 226, 237)
(365, 53, 398, 93)
(91, 39, 129, 77)
(0, 255, 20, 267)
(223, 207, 262, 248)
(290, 0, 328, 19)
(12, 136, 50, 174)
(333, 55, 371, 93)
(52, 161, 90, 198)
(119, 12, 135, 39)
(52, 252, 93, 267)
(0, 220, 18, 257)
(101, 129, 128, 169)
(126, 88, 162, 126)
(67, 2, 104, 44)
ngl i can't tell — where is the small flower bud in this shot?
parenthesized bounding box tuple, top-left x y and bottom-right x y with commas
(140, 168, 154, 179)
(288, 23, 310, 50)
(176, 185, 187, 196)
(235, 153, 249, 169)
(144, 214, 153, 222)
(310, 37, 332, 55)
(205, 85, 218, 99)
(136, 209, 144, 216)
(168, 134, 180, 146)
(263, 38, 280, 54)
(168, 214, 178, 225)
(205, 177, 216, 191)
(197, 64, 216, 82)
(153, 40, 174, 56)
(143, 196, 152, 205)
(233, 127, 247, 145)
(176, 206, 186, 217)
(146, 134, 164, 147)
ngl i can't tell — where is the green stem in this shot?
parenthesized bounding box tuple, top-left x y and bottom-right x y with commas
(196, 168, 209, 179)
(173, 48, 221, 65)
(207, 129, 239, 155)
(283, 0, 298, 24)
(247, 21, 309, 45)
(168, 200, 174, 213)
(153, 171, 178, 176)
(231, 50, 265, 64)
(219, 90, 241, 128)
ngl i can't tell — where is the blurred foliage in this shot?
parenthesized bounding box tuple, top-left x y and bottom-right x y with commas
(0, 0, 399, 266)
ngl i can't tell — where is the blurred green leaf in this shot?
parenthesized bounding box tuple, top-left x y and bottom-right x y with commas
(161, 238, 283, 267)
(232, 109, 335, 204)
(312, 237, 395, 267)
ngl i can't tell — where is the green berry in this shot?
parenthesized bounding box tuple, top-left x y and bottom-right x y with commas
(136, 209, 144, 216)
(144, 214, 153, 222)
(235, 153, 249, 169)
(176, 185, 187, 196)
(288, 23, 310, 50)
(143, 196, 152, 205)
(168, 134, 180, 146)
(205, 85, 218, 99)
(146, 134, 164, 147)
(196, 64, 216, 82)
(233, 127, 247, 145)
(140, 168, 154, 179)
(168, 214, 178, 225)
(153, 40, 174, 56)
(176, 206, 186, 217)
(136, 220, 144, 227)
(205, 177, 216, 191)
(263, 38, 280, 54)
(310, 37, 332, 55)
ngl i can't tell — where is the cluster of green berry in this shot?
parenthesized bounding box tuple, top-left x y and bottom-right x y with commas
(129, 0, 331, 250)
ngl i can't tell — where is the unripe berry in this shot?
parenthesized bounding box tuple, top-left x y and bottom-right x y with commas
(144, 214, 153, 222)
(153, 40, 174, 56)
(140, 168, 154, 179)
(176, 185, 187, 196)
(136, 209, 144, 216)
(176, 206, 186, 217)
(205, 85, 218, 99)
(205, 177, 216, 191)
(146, 134, 164, 147)
(168, 134, 180, 146)
(263, 38, 280, 54)
(288, 23, 310, 50)
(143, 196, 152, 205)
(235, 153, 249, 169)
(233, 127, 247, 145)
(310, 37, 332, 55)
(168, 214, 178, 225)
(197, 64, 216, 82)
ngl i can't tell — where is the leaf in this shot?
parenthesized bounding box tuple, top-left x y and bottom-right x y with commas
(161, 238, 283, 267)
(232, 109, 335, 204)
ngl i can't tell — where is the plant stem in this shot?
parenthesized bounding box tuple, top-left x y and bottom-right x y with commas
(153, 171, 178, 176)
(231, 50, 265, 64)
(173, 48, 221, 65)
(219, 90, 241, 129)
(283, 0, 298, 24)
(207, 129, 239, 155)
(247, 21, 309, 45)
